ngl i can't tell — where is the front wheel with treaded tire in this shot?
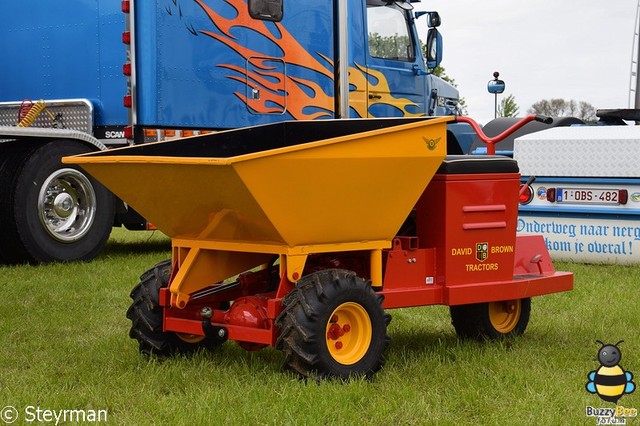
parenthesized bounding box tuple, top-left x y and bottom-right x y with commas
(127, 259, 225, 356)
(276, 269, 391, 380)
(450, 298, 531, 340)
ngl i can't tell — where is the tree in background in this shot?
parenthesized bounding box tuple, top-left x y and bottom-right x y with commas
(497, 94, 519, 117)
(528, 98, 597, 122)
(368, 33, 413, 60)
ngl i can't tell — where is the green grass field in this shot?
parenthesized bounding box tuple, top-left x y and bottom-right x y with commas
(0, 228, 638, 425)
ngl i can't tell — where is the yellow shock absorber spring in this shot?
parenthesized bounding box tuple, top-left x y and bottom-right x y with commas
(17, 99, 47, 127)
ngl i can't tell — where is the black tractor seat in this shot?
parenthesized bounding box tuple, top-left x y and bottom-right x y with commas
(436, 155, 519, 174)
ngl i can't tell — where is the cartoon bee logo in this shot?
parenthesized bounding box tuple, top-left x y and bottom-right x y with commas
(585, 340, 636, 403)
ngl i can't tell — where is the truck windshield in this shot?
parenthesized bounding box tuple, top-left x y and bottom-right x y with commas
(366, 1, 416, 62)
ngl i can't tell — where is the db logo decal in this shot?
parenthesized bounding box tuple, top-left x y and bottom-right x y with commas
(475, 242, 488, 262)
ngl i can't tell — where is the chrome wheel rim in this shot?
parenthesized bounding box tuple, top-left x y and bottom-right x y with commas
(38, 168, 96, 243)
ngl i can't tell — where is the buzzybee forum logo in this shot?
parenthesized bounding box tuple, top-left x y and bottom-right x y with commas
(585, 340, 637, 424)
(586, 341, 635, 403)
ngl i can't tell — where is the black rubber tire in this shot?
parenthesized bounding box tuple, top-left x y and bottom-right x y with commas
(450, 298, 531, 340)
(0, 142, 40, 263)
(0, 140, 115, 263)
(127, 259, 223, 356)
(276, 269, 391, 380)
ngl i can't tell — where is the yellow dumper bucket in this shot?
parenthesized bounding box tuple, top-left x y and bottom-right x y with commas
(65, 118, 449, 247)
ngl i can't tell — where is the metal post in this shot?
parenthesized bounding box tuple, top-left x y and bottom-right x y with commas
(336, 0, 350, 119)
(635, 0, 640, 109)
(487, 71, 505, 119)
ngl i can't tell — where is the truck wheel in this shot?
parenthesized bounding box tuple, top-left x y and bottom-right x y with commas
(127, 259, 224, 356)
(276, 269, 391, 380)
(450, 298, 531, 340)
(0, 140, 114, 263)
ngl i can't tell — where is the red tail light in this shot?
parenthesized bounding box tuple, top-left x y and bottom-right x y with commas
(519, 185, 533, 205)
(122, 1, 130, 13)
(123, 95, 132, 108)
(123, 63, 132, 76)
(124, 126, 133, 139)
(619, 189, 629, 205)
(546, 188, 556, 203)
(122, 31, 131, 44)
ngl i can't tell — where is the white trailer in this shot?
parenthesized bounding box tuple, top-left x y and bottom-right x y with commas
(515, 124, 640, 264)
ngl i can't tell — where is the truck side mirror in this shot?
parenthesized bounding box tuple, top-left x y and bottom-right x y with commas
(415, 11, 441, 28)
(427, 12, 441, 28)
(425, 28, 442, 69)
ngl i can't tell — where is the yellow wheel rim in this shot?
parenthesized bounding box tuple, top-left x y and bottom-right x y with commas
(176, 333, 206, 344)
(488, 300, 521, 334)
(325, 302, 372, 365)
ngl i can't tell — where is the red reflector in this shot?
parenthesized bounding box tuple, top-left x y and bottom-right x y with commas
(123, 63, 132, 76)
(122, 0, 130, 13)
(518, 185, 533, 205)
(546, 188, 556, 203)
(124, 126, 133, 139)
(619, 189, 629, 205)
(159, 288, 169, 307)
(122, 31, 131, 44)
(123, 95, 132, 108)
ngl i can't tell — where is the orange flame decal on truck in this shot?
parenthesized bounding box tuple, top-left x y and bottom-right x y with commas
(194, 0, 333, 119)
(349, 64, 422, 118)
(193, 0, 421, 118)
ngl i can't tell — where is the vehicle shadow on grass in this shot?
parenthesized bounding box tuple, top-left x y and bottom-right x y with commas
(386, 327, 533, 366)
(386, 323, 575, 367)
(100, 239, 171, 257)
(388, 329, 462, 354)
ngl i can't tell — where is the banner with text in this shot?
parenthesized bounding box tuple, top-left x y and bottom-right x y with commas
(517, 215, 640, 264)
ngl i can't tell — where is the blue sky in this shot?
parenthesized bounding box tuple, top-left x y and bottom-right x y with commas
(415, 0, 638, 123)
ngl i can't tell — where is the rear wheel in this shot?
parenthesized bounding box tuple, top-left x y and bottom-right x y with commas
(0, 140, 114, 263)
(450, 298, 531, 340)
(276, 269, 391, 380)
(126, 259, 224, 356)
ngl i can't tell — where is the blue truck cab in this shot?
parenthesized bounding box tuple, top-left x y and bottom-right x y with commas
(129, 0, 459, 131)
(0, 0, 460, 263)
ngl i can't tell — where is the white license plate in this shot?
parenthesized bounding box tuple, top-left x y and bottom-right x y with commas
(557, 188, 621, 205)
